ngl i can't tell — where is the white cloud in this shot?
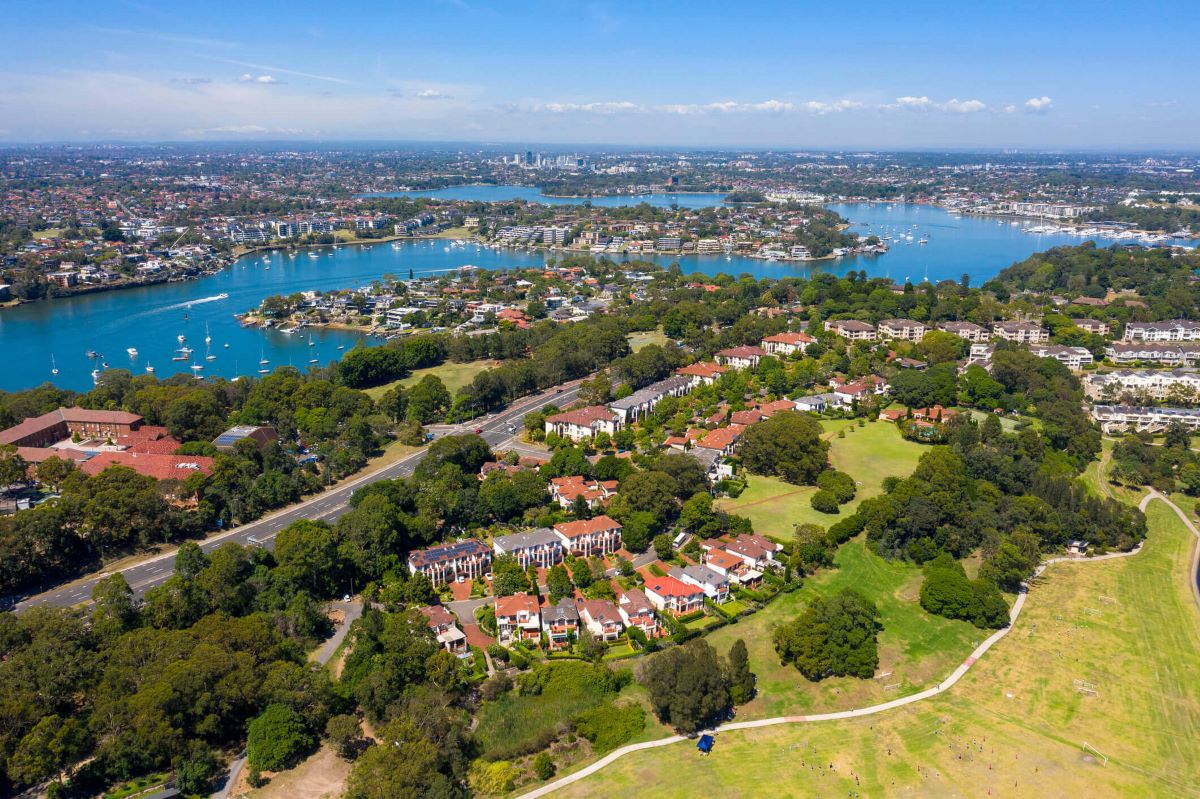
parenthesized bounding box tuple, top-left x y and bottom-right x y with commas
(416, 88, 450, 100)
(1025, 95, 1053, 113)
(1003, 104, 1017, 113)
(541, 101, 641, 114)
(239, 73, 279, 84)
(207, 56, 350, 85)
(658, 99, 795, 114)
(944, 98, 986, 113)
(803, 99, 865, 114)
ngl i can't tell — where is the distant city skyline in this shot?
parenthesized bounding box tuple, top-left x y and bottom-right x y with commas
(1, 0, 1197, 148)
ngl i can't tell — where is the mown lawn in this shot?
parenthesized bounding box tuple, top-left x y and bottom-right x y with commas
(716, 420, 924, 537)
(704, 537, 986, 721)
(363, 358, 500, 400)
(554, 499, 1200, 799)
(627, 328, 669, 352)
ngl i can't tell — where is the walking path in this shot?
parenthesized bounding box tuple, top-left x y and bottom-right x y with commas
(516, 517, 1171, 798)
(1140, 489, 1200, 613)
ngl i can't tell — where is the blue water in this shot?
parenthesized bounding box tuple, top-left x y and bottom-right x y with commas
(1, 199, 1191, 392)
(360, 184, 730, 208)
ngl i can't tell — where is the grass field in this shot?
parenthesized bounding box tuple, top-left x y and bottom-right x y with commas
(363, 358, 500, 400)
(715, 420, 924, 537)
(705, 537, 986, 721)
(553, 500, 1200, 798)
(627, 328, 669, 352)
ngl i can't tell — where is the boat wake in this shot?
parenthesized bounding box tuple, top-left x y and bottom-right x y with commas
(151, 293, 231, 315)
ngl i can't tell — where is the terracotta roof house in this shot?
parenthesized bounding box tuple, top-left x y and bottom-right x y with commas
(549, 476, 618, 509)
(495, 592, 541, 645)
(578, 598, 624, 641)
(761, 331, 815, 356)
(0, 407, 144, 448)
(715, 345, 767, 370)
(676, 361, 729, 387)
(643, 575, 705, 616)
(78, 451, 215, 483)
(617, 588, 658, 636)
(553, 514, 623, 557)
(696, 424, 746, 456)
(543, 405, 620, 442)
(419, 605, 467, 655)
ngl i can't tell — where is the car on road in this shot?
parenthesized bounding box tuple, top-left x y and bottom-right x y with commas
(474, 427, 484, 434)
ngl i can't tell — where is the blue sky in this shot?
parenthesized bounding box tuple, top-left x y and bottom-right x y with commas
(1, 0, 1197, 148)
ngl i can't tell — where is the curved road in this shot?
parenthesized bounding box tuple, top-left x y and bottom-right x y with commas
(13, 380, 581, 611)
(516, 519, 1177, 798)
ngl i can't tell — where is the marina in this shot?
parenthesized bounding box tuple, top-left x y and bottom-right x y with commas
(0, 201, 1191, 392)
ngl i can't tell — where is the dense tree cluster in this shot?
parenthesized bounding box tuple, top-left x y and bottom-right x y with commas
(740, 412, 830, 485)
(640, 639, 754, 734)
(919, 553, 1010, 629)
(773, 589, 881, 680)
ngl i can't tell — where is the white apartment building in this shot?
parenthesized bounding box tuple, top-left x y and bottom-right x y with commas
(1123, 320, 1200, 343)
(878, 319, 927, 342)
(993, 321, 1049, 344)
(938, 321, 990, 342)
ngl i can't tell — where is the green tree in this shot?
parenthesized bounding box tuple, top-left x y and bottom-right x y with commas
(6, 714, 88, 787)
(740, 412, 829, 485)
(652, 533, 674, 561)
(546, 564, 573, 602)
(810, 489, 839, 514)
(247, 704, 316, 772)
(641, 639, 732, 734)
(726, 639, 756, 705)
(325, 714, 366, 760)
(773, 589, 881, 680)
(406, 375, 451, 423)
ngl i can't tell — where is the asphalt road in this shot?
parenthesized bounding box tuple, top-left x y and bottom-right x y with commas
(13, 380, 582, 612)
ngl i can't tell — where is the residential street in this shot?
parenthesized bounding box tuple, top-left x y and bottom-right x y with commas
(13, 380, 582, 612)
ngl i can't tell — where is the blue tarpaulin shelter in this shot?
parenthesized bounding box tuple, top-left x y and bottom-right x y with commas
(697, 734, 715, 754)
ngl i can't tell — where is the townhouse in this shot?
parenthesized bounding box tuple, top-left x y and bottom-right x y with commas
(608, 375, 693, 424)
(617, 588, 659, 637)
(493, 528, 564, 570)
(578, 598, 625, 642)
(543, 405, 621, 442)
(1104, 342, 1200, 366)
(553, 515, 623, 557)
(1084, 370, 1200, 401)
(541, 600, 581, 651)
(704, 533, 782, 573)
(1123, 320, 1200, 343)
(795, 392, 838, 413)
(701, 546, 763, 586)
(643, 575, 706, 616)
(877, 318, 927, 342)
(938, 321, 990, 342)
(830, 374, 890, 408)
(1091, 405, 1200, 434)
(1072, 318, 1110, 336)
(760, 331, 815, 357)
(418, 605, 468, 656)
(824, 319, 877, 341)
(676, 361, 729, 387)
(684, 446, 734, 485)
(992, 321, 1049, 344)
(715, 345, 767, 370)
(407, 539, 492, 587)
(1029, 344, 1094, 370)
(495, 593, 542, 645)
(549, 476, 618, 509)
(670, 564, 730, 603)
(694, 424, 746, 457)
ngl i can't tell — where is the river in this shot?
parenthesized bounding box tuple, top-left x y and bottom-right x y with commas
(1, 197, 1192, 392)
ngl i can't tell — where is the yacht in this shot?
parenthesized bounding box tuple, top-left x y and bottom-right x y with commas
(86, 350, 99, 359)
(308, 251, 320, 259)
(145, 363, 155, 374)
(191, 363, 204, 373)
(177, 334, 186, 343)
(127, 347, 138, 357)
(51, 355, 58, 376)
(257, 367, 270, 375)
(224, 343, 230, 348)
(259, 351, 269, 365)
(205, 324, 212, 345)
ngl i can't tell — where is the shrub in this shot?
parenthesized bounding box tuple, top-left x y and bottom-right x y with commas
(817, 469, 856, 504)
(810, 489, 840, 514)
(533, 752, 556, 780)
(572, 701, 646, 752)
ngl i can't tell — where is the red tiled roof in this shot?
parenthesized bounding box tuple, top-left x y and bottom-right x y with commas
(676, 362, 729, 379)
(545, 405, 616, 426)
(717, 345, 767, 359)
(78, 451, 214, 481)
(762, 332, 814, 345)
(554, 514, 621, 539)
(495, 593, 540, 617)
(645, 575, 702, 599)
(419, 605, 457, 628)
(0, 406, 142, 446)
(698, 424, 745, 451)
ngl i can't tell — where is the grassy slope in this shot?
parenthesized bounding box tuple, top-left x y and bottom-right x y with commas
(715, 420, 925, 535)
(363, 358, 500, 400)
(705, 537, 986, 720)
(556, 501, 1200, 799)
